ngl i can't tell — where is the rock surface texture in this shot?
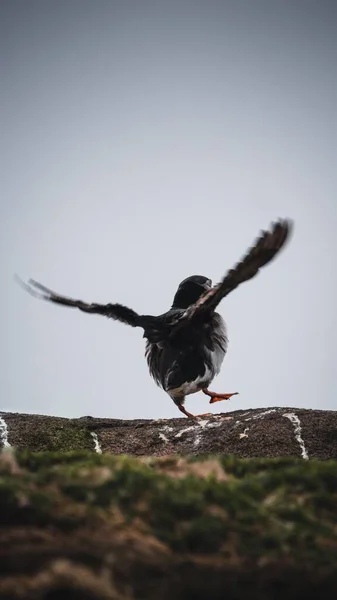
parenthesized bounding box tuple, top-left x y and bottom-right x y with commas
(1, 407, 337, 459)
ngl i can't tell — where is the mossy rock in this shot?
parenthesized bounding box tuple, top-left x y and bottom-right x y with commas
(0, 450, 337, 599)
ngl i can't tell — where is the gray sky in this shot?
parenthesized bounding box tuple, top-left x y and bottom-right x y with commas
(1, 0, 336, 419)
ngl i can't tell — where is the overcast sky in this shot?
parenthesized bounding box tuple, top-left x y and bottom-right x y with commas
(1, 0, 336, 420)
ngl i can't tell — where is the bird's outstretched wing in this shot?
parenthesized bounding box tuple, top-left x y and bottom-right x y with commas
(16, 219, 292, 339)
(15, 276, 143, 328)
(169, 218, 293, 333)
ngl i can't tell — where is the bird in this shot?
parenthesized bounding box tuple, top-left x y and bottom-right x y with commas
(17, 218, 293, 418)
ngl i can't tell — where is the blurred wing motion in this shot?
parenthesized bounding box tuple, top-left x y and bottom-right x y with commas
(170, 218, 293, 331)
(16, 219, 293, 340)
(15, 276, 143, 328)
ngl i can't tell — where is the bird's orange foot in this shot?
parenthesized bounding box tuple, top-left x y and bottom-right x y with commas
(202, 389, 239, 404)
(194, 412, 214, 418)
(176, 405, 215, 419)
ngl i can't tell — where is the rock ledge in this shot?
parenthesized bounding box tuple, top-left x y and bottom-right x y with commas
(1, 407, 337, 458)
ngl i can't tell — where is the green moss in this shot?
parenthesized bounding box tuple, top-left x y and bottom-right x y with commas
(0, 476, 55, 526)
(17, 449, 101, 471)
(21, 425, 94, 452)
(218, 455, 304, 476)
(1, 451, 337, 567)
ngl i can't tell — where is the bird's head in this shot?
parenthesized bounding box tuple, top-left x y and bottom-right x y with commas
(171, 275, 212, 309)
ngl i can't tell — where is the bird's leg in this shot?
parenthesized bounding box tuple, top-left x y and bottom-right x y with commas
(176, 403, 195, 418)
(202, 389, 239, 404)
(174, 397, 209, 419)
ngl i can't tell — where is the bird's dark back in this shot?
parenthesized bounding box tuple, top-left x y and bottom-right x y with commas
(145, 311, 227, 390)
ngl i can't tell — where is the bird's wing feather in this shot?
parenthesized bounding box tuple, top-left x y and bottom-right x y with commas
(15, 276, 143, 328)
(16, 219, 292, 338)
(169, 218, 293, 334)
(145, 340, 163, 387)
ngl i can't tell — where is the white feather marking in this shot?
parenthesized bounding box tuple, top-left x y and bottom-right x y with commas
(158, 425, 174, 444)
(206, 419, 231, 428)
(197, 419, 210, 428)
(158, 416, 232, 447)
(175, 420, 210, 446)
(0, 416, 11, 449)
(168, 380, 202, 398)
(205, 315, 227, 375)
(90, 432, 102, 454)
(239, 427, 249, 439)
(175, 426, 196, 438)
(194, 419, 210, 446)
(244, 409, 277, 421)
(283, 413, 309, 460)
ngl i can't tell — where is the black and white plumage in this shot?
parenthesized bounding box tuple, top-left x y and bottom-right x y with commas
(144, 276, 231, 417)
(17, 219, 293, 418)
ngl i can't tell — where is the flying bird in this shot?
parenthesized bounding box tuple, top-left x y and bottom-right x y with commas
(17, 219, 293, 418)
